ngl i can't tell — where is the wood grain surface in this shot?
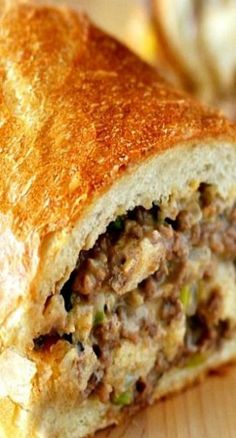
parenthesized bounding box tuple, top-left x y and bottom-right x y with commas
(97, 365, 236, 438)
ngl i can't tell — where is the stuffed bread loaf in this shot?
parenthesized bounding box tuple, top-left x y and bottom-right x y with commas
(0, 2, 236, 437)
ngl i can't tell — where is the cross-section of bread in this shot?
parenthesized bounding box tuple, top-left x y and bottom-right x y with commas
(0, 2, 236, 438)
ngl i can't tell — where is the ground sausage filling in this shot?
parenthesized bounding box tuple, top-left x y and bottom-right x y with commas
(34, 183, 236, 410)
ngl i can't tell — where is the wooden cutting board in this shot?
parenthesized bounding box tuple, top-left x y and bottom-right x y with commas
(97, 364, 236, 438)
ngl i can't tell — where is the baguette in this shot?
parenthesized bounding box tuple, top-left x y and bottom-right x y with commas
(0, 2, 236, 437)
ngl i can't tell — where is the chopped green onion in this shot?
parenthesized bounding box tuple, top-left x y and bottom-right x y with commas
(93, 310, 105, 326)
(108, 217, 124, 232)
(185, 353, 205, 368)
(112, 390, 133, 406)
(180, 285, 191, 312)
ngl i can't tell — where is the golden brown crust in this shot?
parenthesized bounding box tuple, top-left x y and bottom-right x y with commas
(0, 1, 235, 242)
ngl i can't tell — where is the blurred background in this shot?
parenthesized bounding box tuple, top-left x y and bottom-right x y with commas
(53, 0, 236, 121)
(53, 0, 157, 63)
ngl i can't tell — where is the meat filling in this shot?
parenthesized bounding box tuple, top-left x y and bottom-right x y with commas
(34, 183, 236, 409)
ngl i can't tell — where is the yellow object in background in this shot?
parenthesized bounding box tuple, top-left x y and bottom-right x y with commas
(152, 0, 236, 121)
(52, 0, 158, 65)
(122, 3, 158, 65)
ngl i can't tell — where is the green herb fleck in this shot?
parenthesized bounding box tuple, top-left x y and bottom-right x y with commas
(112, 390, 133, 406)
(185, 353, 205, 368)
(180, 285, 191, 312)
(93, 311, 105, 326)
(108, 217, 124, 232)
